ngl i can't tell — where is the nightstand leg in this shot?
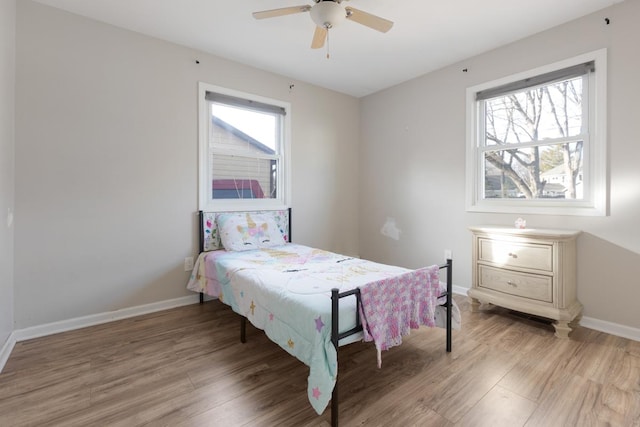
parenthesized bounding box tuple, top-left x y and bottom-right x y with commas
(553, 321, 572, 339)
(469, 297, 481, 312)
(569, 314, 582, 330)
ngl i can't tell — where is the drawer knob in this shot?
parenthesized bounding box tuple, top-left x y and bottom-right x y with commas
(508, 252, 518, 258)
(507, 280, 517, 287)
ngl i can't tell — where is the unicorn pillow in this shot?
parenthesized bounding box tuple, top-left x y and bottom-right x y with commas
(217, 212, 286, 251)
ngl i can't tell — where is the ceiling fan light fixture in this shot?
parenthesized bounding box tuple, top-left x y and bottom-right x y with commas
(252, 1, 394, 53)
(310, 1, 345, 28)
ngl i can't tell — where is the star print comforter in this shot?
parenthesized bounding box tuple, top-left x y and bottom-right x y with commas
(186, 243, 443, 415)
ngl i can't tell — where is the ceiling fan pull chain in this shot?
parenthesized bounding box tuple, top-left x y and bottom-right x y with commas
(326, 28, 330, 59)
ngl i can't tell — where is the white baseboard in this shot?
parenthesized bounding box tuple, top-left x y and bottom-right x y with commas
(0, 331, 17, 373)
(452, 285, 467, 296)
(13, 295, 200, 343)
(579, 316, 640, 342)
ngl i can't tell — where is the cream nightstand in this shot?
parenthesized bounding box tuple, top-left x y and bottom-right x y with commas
(468, 226, 582, 338)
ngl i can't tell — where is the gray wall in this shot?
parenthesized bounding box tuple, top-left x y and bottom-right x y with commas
(360, 0, 640, 329)
(0, 0, 16, 346)
(12, 0, 640, 333)
(14, 1, 360, 328)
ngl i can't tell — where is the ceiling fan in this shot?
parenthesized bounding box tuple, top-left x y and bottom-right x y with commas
(252, 0, 394, 50)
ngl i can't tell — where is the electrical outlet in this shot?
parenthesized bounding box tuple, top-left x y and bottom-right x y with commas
(444, 249, 452, 261)
(184, 256, 194, 271)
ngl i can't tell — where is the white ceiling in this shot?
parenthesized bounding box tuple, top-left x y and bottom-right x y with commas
(32, 0, 620, 97)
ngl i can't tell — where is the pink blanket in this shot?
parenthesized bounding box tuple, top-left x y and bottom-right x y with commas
(359, 265, 440, 368)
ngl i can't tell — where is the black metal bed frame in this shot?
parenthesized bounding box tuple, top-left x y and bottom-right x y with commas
(328, 259, 452, 426)
(196, 210, 453, 427)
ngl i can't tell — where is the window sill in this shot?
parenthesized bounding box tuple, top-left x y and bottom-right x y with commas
(466, 200, 607, 217)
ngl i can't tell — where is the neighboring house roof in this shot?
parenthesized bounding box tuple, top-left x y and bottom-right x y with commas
(541, 165, 567, 177)
(212, 116, 275, 155)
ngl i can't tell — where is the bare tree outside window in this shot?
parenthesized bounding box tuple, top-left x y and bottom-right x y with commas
(482, 76, 585, 200)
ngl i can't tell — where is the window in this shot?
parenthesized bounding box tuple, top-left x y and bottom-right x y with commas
(466, 50, 607, 216)
(199, 83, 290, 211)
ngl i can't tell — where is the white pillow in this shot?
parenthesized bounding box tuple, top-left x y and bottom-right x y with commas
(217, 212, 286, 251)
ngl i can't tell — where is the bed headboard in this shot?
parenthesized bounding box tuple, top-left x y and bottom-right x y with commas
(199, 208, 291, 252)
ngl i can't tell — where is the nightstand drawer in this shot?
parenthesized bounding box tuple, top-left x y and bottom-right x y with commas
(478, 265, 553, 303)
(478, 238, 552, 272)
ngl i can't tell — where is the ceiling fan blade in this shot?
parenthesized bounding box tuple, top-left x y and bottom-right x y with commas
(345, 7, 394, 33)
(253, 5, 311, 20)
(311, 26, 327, 49)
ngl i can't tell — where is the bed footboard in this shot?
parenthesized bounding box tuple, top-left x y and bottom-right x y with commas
(329, 258, 453, 427)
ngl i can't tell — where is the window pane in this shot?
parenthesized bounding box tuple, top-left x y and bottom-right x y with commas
(210, 153, 277, 200)
(483, 142, 583, 200)
(485, 76, 583, 146)
(211, 104, 277, 152)
(207, 100, 280, 201)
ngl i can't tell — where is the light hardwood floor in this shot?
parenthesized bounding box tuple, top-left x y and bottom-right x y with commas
(1, 296, 639, 426)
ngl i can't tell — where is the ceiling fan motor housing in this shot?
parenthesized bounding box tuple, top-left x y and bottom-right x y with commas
(310, 1, 345, 28)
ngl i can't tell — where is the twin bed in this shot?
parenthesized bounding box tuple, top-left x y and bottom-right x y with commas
(186, 209, 458, 426)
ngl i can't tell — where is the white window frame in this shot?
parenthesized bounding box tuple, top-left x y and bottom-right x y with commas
(465, 49, 607, 216)
(198, 82, 291, 212)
